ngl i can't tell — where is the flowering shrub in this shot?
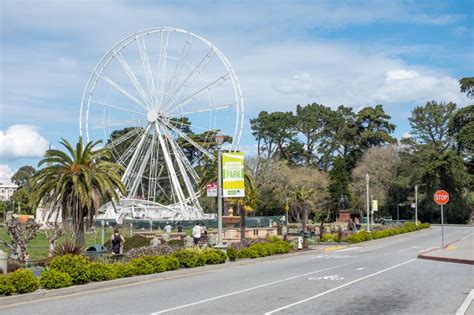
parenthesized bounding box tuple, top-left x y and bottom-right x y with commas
(126, 245, 174, 260)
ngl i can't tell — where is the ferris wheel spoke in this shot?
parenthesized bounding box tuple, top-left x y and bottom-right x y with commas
(91, 118, 143, 130)
(166, 73, 230, 113)
(147, 133, 159, 202)
(116, 131, 145, 166)
(155, 122, 186, 206)
(164, 37, 192, 106)
(162, 49, 216, 110)
(137, 36, 157, 105)
(121, 124, 151, 187)
(94, 71, 149, 111)
(163, 127, 200, 206)
(168, 118, 216, 133)
(156, 31, 169, 108)
(88, 99, 146, 116)
(105, 126, 144, 149)
(169, 103, 234, 117)
(162, 120, 215, 160)
(115, 51, 153, 107)
(129, 136, 154, 198)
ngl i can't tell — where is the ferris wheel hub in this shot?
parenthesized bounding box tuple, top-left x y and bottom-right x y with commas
(147, 110, 159, 123)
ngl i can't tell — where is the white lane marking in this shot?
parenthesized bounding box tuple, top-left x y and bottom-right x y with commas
(356, 267, 365, 271)
(264, 258, 417, 315)
(310, 275, 344, 281)
(359, 246, 383, 252)
(456, 289, 474, 315)
(150, 262, 355, 314)
(311, 255, 357, 259)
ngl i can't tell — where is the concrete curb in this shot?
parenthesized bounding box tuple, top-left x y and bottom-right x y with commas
(417, 238, 474, 266)
(417, 254, 474, 265)
(0, 249, 317, 308)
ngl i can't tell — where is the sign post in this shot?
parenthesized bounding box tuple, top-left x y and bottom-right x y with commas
(434, 190, 449, 248)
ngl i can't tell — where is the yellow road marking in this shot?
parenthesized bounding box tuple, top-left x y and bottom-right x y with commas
(323, 246, 347, 252)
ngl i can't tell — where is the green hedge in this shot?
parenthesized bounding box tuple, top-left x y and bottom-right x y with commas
(236, 239, 291, 259)
(7, 269, 39, 294)
(40, 269, 73, 289)
(173, 249, 206, 268)
(346, 223, 430, 243)
(49, 254, 91, 284)
(89, 262, 118, 281)
(0, 275, 16, 295)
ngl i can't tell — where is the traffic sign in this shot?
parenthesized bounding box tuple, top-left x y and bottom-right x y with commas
(206, 182, 217, 197)
(434, 190, 449, 205)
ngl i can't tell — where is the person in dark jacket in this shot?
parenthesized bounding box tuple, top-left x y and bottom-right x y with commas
(111, 227, 125, 254)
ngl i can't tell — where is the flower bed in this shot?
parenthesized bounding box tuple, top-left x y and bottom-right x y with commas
(0, 237, 292, 297)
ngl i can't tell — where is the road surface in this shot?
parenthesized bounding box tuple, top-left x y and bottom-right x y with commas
(1, 225, 473, 315)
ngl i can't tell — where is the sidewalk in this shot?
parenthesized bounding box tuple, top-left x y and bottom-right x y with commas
(418, 234, 474, 265)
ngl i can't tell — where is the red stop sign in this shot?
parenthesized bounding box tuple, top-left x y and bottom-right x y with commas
(434, 190, 449, 205)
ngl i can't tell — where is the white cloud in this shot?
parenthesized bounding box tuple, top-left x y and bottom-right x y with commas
(0, 125, 49, 160)
(0, 164, 15, 183)
(402, 132, 412, 139)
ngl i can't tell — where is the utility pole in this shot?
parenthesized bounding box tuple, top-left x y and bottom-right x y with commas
(365, 174, 370, 232)
(215, 133, 226, 251)
(415, 185, 418, 226)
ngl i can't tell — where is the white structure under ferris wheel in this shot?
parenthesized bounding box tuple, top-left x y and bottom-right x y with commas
(79, 27, 244, 221)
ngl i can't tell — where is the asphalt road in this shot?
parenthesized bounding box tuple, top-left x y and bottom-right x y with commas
(1, 225, 473, 315)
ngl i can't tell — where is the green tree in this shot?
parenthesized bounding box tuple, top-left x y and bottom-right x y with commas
(356, 104, 396, 148)
(250, 111, 298, 161)
(11, 166, 36, 187)
(290, 186, 314, 249)
(449, 105, 474, 174)
(460, 77, 474, 99)
(30, 137, 126, 245)
(406, 102, 472, 224)
(328, 156, 351, 219)
(11, 187, 33, 214)
(409, 101, 457, 152)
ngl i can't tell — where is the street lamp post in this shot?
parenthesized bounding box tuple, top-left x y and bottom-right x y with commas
(415, 185, 418, 226)
(215, 133, 225, 250)
(365, 174, 370, 232)
(397, 203, 400, 221)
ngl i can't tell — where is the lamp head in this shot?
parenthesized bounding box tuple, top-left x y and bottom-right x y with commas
(215, 133, 225, 148)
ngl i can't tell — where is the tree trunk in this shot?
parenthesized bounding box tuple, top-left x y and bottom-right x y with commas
(302, 203, 308, 249)
(76, 217, 85, 246)
(240, 203, 246, 241)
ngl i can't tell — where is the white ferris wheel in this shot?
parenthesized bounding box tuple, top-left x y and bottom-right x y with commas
(79, 27, 244, 220)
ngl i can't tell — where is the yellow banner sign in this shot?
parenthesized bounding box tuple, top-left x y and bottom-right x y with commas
(222, 152, 245, 197)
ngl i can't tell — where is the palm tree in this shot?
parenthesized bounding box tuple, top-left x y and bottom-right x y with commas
(290, 186, 315, 249)
(30, 137, 126, 245)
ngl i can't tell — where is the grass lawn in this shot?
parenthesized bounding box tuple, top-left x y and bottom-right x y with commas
(0, 226, 119, 261)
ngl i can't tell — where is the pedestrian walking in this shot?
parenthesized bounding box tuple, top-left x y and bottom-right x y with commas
(111, 227, 125, 255)
(192, 222, 202, 246)
(164, 222, 172, 234)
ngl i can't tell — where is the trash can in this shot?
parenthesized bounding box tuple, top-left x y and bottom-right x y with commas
(84, 244, 108, 260)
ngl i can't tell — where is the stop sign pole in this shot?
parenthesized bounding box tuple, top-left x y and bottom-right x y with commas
(434, 190, 449, 248)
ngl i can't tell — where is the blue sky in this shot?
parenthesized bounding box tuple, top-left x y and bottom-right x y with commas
(0, 0, 473, 181)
